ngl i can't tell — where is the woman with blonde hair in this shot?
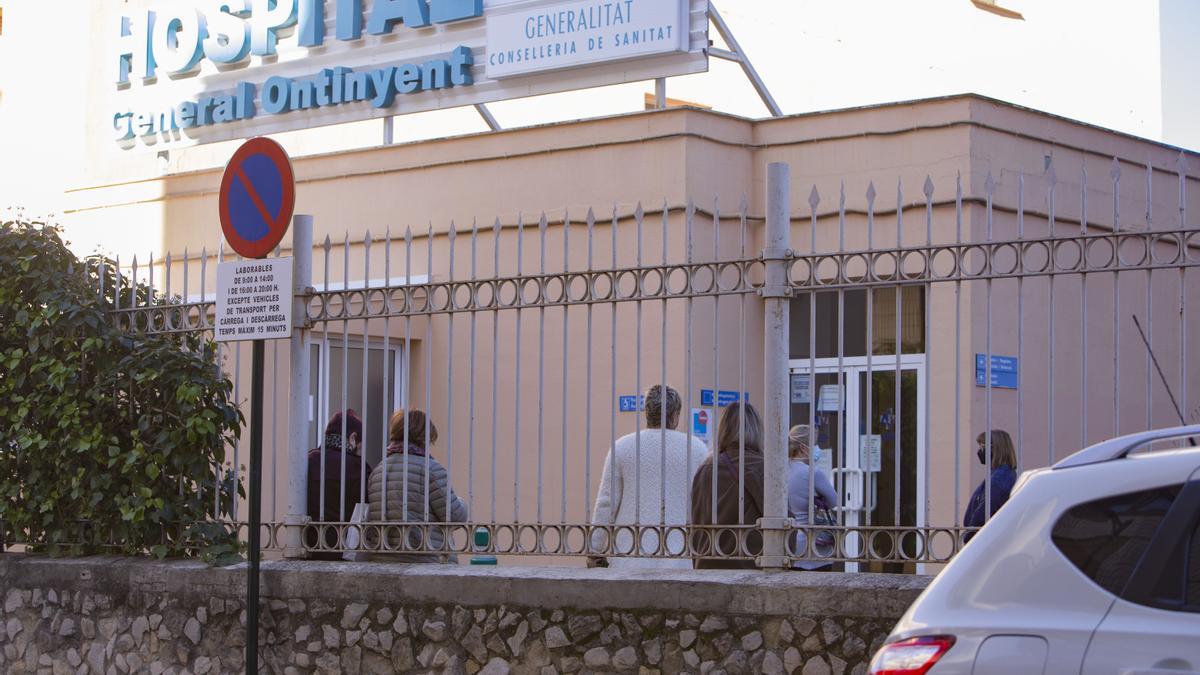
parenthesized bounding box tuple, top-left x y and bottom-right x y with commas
(787, 424, 839, 570)
(963, 429, 1018, 541)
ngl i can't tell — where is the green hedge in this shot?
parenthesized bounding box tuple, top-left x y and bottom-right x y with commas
(0, 220, 243, 561)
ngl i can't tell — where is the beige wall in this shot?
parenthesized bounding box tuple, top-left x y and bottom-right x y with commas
(62, 96, 1200, 554)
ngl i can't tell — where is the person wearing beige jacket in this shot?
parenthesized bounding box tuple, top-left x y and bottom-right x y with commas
(589, 385, 710, 569)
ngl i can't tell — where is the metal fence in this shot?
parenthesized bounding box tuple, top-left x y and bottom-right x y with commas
(15, 156, 1200, 571)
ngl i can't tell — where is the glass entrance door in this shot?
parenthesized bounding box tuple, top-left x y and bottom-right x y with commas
(789, 358, 926, 573)
(858, 368, 922, 573)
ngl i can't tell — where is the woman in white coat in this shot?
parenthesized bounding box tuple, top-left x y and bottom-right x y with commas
(589, 385, 710, 569)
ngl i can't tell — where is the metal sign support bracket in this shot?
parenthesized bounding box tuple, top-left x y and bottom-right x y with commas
(380, 1, 783, 144)
(706, 2, 783, 117)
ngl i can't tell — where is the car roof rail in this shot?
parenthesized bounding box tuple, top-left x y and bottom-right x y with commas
(1054, 425, 1200, 470)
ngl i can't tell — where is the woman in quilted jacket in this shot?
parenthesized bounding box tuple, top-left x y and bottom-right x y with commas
(365, 409, 468, 563)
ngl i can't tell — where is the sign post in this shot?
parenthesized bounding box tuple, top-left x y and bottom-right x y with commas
(216, 136, 296, 675)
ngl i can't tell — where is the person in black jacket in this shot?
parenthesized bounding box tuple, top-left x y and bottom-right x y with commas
(963, 429, 1018, 542)
(306, 410, 372, 560)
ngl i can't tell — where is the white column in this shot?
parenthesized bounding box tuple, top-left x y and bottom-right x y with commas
(759, 163, 792, 569)
(284, 214, 313, 558)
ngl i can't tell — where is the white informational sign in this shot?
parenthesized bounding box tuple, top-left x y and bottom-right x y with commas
(486, 0, 689, 79)
(105, 0, 708, 150)
(818, 384, 842, 413)
(790, 374, 811, 404)
(215, 258, 294, 343)
(859, 434, 882, 473)
(691, 408, 713, 445)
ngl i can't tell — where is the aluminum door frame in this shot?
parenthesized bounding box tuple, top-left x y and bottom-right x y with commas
(789, 356, 928, 571)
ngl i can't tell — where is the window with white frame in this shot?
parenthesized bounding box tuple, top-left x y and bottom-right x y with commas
(309, 339, 406, 467)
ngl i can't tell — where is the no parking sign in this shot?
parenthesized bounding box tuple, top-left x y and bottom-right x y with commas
(691, 408, 712, 444)
(214, 137, 298, 675)
(219, 137, 295, 260)
(215, 137, 295, 343)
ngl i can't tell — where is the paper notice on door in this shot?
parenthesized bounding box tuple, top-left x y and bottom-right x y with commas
(815, 445, 834, 475)
(791, 374, 811, 404)
(818, 384, 841, 412)
(860, 435, 882, 472)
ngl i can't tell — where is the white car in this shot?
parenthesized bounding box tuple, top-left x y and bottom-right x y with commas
(869, 425, 1200, 675)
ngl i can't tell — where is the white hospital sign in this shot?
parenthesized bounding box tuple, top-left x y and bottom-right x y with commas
(109, 0, 707, 149)
(486, 1, 689, 78)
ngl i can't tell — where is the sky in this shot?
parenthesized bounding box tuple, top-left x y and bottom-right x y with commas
(387, 0, 1185, 146)
(0, 0, 1196, 222)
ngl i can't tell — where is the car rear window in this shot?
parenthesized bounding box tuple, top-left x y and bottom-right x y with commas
(1051, 485, 1182, 596)
(1140, 512, 1200, 612)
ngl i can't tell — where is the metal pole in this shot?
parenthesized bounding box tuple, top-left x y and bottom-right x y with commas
(760, 162, 791, 569)
(474, 104, 501, 132)
(247, 338, 265, 675)
(383, 117, 394, 145)
(285, 215, 313, 558)
(708, 3, 783, 117)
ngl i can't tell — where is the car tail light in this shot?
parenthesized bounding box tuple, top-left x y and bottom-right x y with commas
(868, 635, 956, 675)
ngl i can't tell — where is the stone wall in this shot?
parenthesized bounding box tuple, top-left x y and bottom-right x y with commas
(0, 555, 930, 675)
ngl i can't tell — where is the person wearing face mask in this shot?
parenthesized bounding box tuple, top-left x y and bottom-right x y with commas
(963, 429, 1018, 542)
(786, 424, 839, 570)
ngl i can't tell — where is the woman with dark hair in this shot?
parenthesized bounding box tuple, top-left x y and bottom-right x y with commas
(365, 409, 468, 563)
(305, 410, 370, 560)
(963, 429, 1018, 542)
(689, 402, 765, 569)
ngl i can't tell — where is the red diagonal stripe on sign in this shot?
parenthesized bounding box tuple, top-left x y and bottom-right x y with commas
(233, 165, 277, 231)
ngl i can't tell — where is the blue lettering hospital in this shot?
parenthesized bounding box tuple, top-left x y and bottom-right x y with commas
(115, 0, 483, 84)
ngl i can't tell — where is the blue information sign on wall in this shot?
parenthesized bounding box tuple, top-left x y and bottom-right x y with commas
(618, 396, 645, 413)
(700, 390, 750, 407)
(975, 354, 1019, 389)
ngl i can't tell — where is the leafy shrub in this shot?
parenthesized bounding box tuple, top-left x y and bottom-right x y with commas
(0, 220, 243, 560)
